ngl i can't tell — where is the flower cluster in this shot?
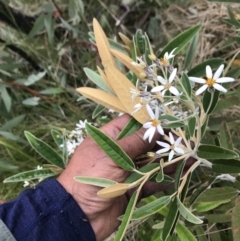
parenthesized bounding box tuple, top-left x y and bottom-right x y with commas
(59, 119, 88, 156)
(130, 48, 235, 163)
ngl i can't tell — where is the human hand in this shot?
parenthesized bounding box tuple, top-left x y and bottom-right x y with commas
(57, 114, 188, 241)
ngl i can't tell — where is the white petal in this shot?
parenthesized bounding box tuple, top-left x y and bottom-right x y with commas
(213, 83, 227, 92)
(189, 77, 206, 84)
(162, 89, 167, 97)
(169, 68, 177, 83)
(216, 77, 234, 83)
(169, 86, 180, 96)
(195, 84, 208, 95)
(156, 147, 170, 154)
(168, 150, 175, 162)
(151, 86, 165, 92)
(146, 104, 155, 119)
(156, 141, 170, 148)
(169, 132, 174, 145)
(206, 65, 212, 79)
(148, 127, 156, 143)
(143, 128, 152, 141)
(155, 106, 159, 119)
(174, 147, 185, 154)
(143, 122, 152, 128)
(213, 64, 224, 80)
(157, 124, 164, 135)
(157, 76, 167, 85)
(174, 137, 182, 147)
(168, 47, 177, 58)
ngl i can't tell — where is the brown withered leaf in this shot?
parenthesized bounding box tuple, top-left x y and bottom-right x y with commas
(77, 87, 127, 113)
(93, 18, 116, 68)
(96, 65, 114, 93)
(110, 49, 143, 76)
(118, 32, 132, 50)
(105, 66, 149, 124)
(97, 183, 131, 198)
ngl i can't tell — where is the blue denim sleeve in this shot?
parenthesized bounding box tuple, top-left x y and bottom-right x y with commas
(0, 179, 96, 241)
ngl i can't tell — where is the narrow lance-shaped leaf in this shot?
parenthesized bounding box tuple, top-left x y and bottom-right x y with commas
(176, 223, 197, 241)
(117, 117, 142, 140)
(177, 197, 203, 224)
(128, 196, 171, 220)
(92, 104, 105, 119)
(162, 197, 179, 241)
(83, 67, 114, 94)
(212, 159, 240, 173)
(219, 121, 234, 150)
(197, 144, 239, 160)
(182, 73, 192, 97)
(85, 123, 135, 171)
(159, 25, 201, 58)
(51, 130, 63, 148)
(188, 117, 196, 137)
(76, 87, 127, 113)
(3, 168, 56, 183)
(232, 196, 240, 241)
(175, 160, 186, 191)
(203, 89, 220, 114)
(24, 131, 65, 169)
(74, 176, 117, 188)
(114, 191, 138, 241)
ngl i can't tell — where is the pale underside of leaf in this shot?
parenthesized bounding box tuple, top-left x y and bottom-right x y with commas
(96, 65, 114, 93)
(105, 66, 149, 124)
(110, 49, 143, 76)
(97, 183, 131, 198)
(76, 87, 127, 113)
(118, 32, 132, 49)
(93, 18, 116, 68)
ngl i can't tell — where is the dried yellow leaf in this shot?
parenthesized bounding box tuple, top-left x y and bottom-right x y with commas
(76, 87, 127, 113)
(105, 66, 149, 124)
(96, 65, 114, 93)
(93, 18, 116, 68)
(97, 183, 131, 198)
(118, 32, 132, 49)
(110, 49, 143, 76)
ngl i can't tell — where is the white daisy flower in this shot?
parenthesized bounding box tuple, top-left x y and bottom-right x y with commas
(189, 64, 234, 95)
(156, 132, 184, 162)
(76, 120, 88, 130)
(143, 104, 164, 143)
(151, 68, 180, 96)
(160, 48, 177, 67)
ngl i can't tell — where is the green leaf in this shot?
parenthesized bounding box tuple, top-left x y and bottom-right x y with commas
(212, 159, 240, 173)
(183, 33, 199, 70)
(219, 122, 234, 150)
(213, 97, 239, 113)
(197, 144, 239, 160)
(188, 117, 196, 137)
(24, 131, 65, 169)
(201, 115, 209, 138)
(74, 176, 116, 187)
(129, 196, 171, 220)
(188, 58, 224, 77)
(177, 197, 203, 224)
(156, 166, 164, 183)
(205, 213, 231, 223)
(0, 131, 24, 143)
(124, 163, 159, 183)
(85, 123, 135, 171)
(114, 191, 138, 241)
(176, 223, 197, 241)
(135, 29, 145, 55)
(92, 104, 105, 119)
(162, 197, 179, 241)
(182, 73, 192, 97)
(29, 14, 45, 37)
(22, 97, 41, 106)
(159, 25, 201, 57)
(39, 88, 64, 95)
(0, 115, 25, 131)
(44, 12, 54, 45)
(195, 200, 230, 212)
(189, 177, 217, 205)
(0, 86, 11, 112)
(3, 168, 56, 183)
(23, 71, 46, 86)
(196, 187, 238, 203)
(117, 117, 142, 140)
(51, 130, 63, 147)
(175, 160, 186, 191)
(0, 160, 18, 171)
(180, 172, 192, 201)
(232, 196, 240, 241)
(84, 67, 114, 94)
(203, 90, 220, 115)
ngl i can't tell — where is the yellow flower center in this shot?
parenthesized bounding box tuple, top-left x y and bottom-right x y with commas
(206, 78, 215, 87)
(148, 54, 157, 61)
(139, 72, 147, 79)
(164, 83, 171, 90)
(151, 119, 159, 127)
(160, 58, 169, 66)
